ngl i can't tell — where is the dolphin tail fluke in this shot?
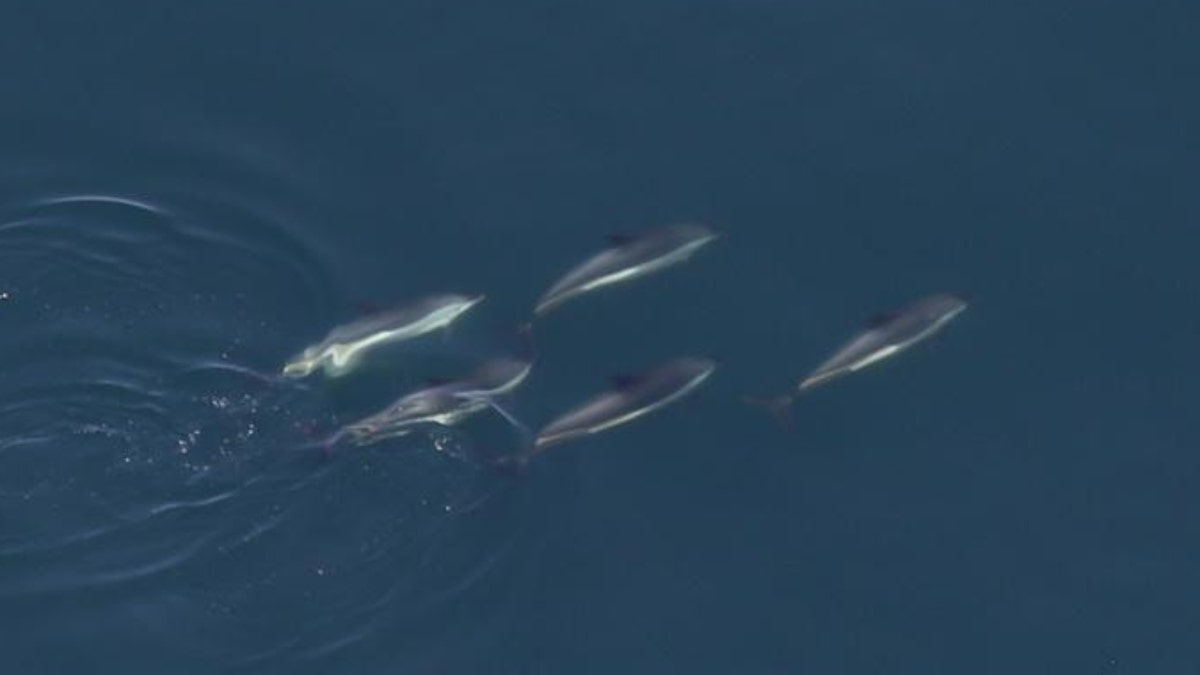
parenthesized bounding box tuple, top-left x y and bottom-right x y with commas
(743, 393, 796, 431)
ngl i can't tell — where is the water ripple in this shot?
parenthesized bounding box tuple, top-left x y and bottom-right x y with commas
(0, 128, 534, 671)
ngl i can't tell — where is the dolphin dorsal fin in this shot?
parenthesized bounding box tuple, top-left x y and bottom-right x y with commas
(606, 233, 637, 246)
(354, 300, 384, 315)
(866, 312, 899, 328)
(610, 374, 643, 389)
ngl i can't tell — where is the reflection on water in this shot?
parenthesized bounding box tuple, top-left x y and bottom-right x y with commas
(0, 143, 537, 671)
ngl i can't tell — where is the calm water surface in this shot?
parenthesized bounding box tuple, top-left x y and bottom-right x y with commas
(0, 1, 1197, 673)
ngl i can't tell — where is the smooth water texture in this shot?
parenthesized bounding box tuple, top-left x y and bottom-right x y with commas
(1, 2, 1197, 673)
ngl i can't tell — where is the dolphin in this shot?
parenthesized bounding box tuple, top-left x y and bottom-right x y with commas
(534, 223, 718, 317)
(523, 356, 716, 458)
(747, 292, 970, 424)
(282, 293, 485, 378)
(337, 356, 533, 446)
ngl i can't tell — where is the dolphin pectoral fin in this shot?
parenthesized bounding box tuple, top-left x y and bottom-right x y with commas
(743, 393, 796, 431)
(440, 322, 456, 343)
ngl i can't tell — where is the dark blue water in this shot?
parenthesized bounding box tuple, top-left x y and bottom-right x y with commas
(1, 1, 1197, 673)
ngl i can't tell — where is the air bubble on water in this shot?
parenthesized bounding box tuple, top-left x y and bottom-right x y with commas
(78, 423, 114, 437)
(237, 423, 257, 441)
(175, 428, 202, 456)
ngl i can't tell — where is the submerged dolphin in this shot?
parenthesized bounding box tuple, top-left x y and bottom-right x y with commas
(748, 293, 969, 423)
(534, 223, 718, 317)
(524, 356, 716, 457)
(338, 356, 533, 446)
(282, 293, 485, 378)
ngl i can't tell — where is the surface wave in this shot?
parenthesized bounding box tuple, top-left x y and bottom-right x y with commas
(0, 146, 521, 669)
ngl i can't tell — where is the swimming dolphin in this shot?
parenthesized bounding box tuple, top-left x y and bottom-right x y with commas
(282, 293, 485, 378)
(533, 223, 718, 317)
(747, 293, 969, 424)
(525, 356, 716, 457)
(338, 356, 533, 446)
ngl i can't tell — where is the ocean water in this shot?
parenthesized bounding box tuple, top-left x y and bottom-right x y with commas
(1, 1, 1197, 673)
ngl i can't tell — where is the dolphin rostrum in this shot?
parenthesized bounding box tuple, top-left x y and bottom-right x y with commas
(747, 293, 970, 425)
(517, 356, 716, 460)
(282, 293, 485, 378)
(534, 223, 718, 317)
(337, 356, 533, 446)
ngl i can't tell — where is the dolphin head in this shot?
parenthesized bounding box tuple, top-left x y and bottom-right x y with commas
(458, 293, 487, 315)
(917, 292, 970, 321)
(427, 293, 486, 325)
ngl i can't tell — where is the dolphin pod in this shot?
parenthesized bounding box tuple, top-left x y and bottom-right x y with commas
(285, 221, 969, 463)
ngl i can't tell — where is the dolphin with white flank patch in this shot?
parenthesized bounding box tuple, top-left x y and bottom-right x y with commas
(282, 293, 485, 378)
(338, 356, 533, 446)
(747, 293, 970, 425)
(534, 223, 718, 317)
(519, 356, 716, 459)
